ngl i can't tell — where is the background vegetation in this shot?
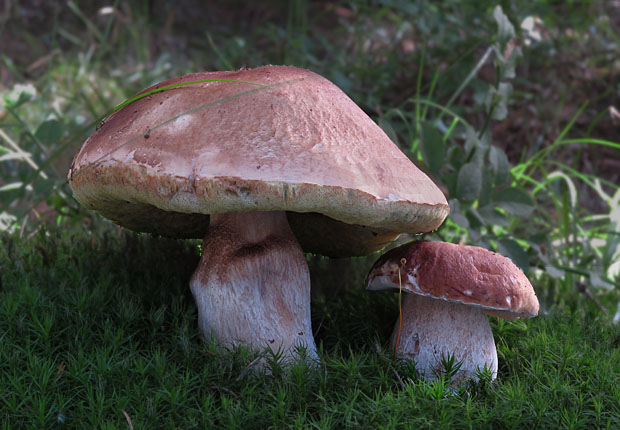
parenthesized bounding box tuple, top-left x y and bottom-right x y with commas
(1, 0, 619, 428)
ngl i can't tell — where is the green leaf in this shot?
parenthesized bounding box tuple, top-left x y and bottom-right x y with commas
(478, 205, 509, 226)
(33, 177, 57, 197)
(378, 117, 398, 145)
(547, 171, 577, 208)
(497, 238, 529, 273)
(456, 162, 482, 201)
(589, 271, 614, 290)
(485, 83, 512, 121)
(489, 146, 509, 184)
(420, 122, 445, 173)
(35, 119, 63, 145)
(464, 127, 491, 164)
(494, 187, 535, 216)
(545, 265, 565, 279)
(447, 145, 465, 169)
(3, 83, 36, 108)
(479, 166, 495, 207)
(0, 182, 26, 203)
(502, 45, 522, 79)
(448, 199, 469, 228)
(331, 69, 351, 93)
(493, 5, 515, 43)
(450, 213, 470, 229)
(0, 182, 24, 193)
(0, 153, 31, 162)
(466, 208, 485, 229)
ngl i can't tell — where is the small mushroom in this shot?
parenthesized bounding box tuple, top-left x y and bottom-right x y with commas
(366, 241, 539, 382)
(68, 66, 449, 362)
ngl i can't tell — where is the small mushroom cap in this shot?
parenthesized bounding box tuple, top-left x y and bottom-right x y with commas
(68, 66, 448, 257)
(366, 241, 539, 319)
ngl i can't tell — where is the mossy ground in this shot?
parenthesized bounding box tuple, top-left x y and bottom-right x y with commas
(1, 227, 619, 429)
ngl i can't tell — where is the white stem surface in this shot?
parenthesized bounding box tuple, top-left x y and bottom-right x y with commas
(190, 211, 317, 362)
(393, 294, 498, 382)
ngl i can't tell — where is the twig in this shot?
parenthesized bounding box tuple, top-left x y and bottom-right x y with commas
(122, 410, 134, 430)
(394, 258, 406, 360)
(209, 385, 239, 398)
(313, 315, 325, 338)
(235, 354, 265, 382)
(577, 282, 609, 314)
(55, 361, 66, 379)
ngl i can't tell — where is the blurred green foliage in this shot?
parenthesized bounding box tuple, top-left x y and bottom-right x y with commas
(0, 0, 619, 312)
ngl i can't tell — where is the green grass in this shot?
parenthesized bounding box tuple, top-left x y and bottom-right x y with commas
(1, 227, 619, 429)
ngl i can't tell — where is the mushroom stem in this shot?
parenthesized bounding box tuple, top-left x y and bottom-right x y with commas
(189, 210, 317, 362)
(393, 294, 498, 382)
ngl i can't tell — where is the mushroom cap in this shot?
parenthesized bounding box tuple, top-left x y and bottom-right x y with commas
(366, 241, 539, 319)
(68, 66, 449, 257)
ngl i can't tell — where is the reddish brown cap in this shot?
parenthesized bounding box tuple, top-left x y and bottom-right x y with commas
(366, 241, 539, 319)
(68, 66, 449, 257)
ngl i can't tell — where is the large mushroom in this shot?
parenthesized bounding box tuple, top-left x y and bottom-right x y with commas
(68, 66, 449, 362)
(366, 241, 539, 382)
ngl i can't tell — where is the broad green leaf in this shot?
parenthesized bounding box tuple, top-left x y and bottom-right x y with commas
(449, 212, 470, 229)
(545, 265, 564, 279)
(34, 178, 57, 197)
(485, 83, 512, 121)
(35, 119, 63, 145)
(489, 145, 509, 184)
(479, 166, 495, 207)
(497, 238, 529, 273)
(378, 117, 398, 145)
(456, 162, 482, 201)
(608, 259, 620, 280)
(478, 205, 509, 226)
(589, 271, 613, 290)
(447, 145, 465, 169)
(448, 198, 469, 228)
(502, 45, 522, 79)
(420, 122, 445, 173)
(464, 127, 490, 164)
(443, 171, 458, 197)
(494, 187, 535, 216)
(331, 69, 351, 93)
(466, 208, 485, 229)
(493, 5, 515, 43)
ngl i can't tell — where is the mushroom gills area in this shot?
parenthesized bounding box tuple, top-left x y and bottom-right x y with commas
(189, 210, 317, 362)
(393, 293, 498, 381)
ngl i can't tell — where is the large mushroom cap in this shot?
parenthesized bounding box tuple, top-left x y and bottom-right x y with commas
(68, 66, 449, 257)
(366, 241, 539, 319)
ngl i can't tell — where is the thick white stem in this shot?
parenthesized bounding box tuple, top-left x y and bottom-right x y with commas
(392, 294, 498, 382)
(190, 211, 317, 362)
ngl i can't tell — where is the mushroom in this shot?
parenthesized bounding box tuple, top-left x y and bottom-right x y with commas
(67, 66, 449, 362)
(366, 241, 539, 382)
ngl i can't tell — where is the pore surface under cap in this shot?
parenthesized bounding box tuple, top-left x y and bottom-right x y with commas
(68, 66, 449, 256)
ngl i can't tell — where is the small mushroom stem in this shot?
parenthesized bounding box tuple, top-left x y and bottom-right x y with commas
(189, 210, 317, 362)
(393, 294, 498, 382)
